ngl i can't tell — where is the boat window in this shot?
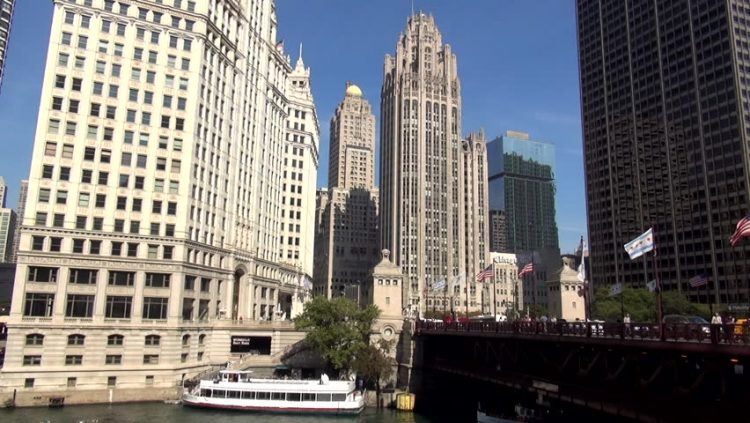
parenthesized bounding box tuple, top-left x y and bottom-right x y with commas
(256, 392, 270, 400)
(287, 393, 301, 401)
(302, 393, 315, 401)
(241, 391, 255, 399)
(227, 390, 240, 399)
(332, 393, 347, 402)
(316, 393, 331, 402)
(271, 392, 284, 400)
(240, 374, 251, 382)
(213, 390, 226, 398)
(200, 389, 212, 397)
(228, 373, 239, 383)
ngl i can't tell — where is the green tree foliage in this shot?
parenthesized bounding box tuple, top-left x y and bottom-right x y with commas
(591, 286, 710, 322)
(293, 296, 380, 372)
(353, 339, 396, 391)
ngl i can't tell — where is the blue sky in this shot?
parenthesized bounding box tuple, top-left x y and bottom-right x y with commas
(0, 0, 586, 253)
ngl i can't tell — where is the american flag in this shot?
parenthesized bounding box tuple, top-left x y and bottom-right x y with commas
(518, 262, 534, 278)
(730, 214, 750, 246)
(689, 274, 708, 288)
(475, 265, 493, 282)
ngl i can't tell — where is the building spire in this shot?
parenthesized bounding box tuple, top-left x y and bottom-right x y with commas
(295, 42, 305, 70)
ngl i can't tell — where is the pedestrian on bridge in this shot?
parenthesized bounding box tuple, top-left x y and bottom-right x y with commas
(711, 312, 722, 344)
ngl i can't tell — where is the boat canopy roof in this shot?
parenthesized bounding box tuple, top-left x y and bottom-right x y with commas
(219, 370, 254, 374)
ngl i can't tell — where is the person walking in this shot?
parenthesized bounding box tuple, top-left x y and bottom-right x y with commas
(711, 312, 722, 344)
(623, 313, 631, 337)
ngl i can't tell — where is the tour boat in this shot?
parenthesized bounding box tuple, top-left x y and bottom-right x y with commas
(182, 370, 365, 415)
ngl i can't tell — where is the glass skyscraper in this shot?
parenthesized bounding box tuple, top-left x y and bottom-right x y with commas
(487, 131, 558, 254)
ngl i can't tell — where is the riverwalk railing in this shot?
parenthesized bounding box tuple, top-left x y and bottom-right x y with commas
(415, 320, 750, 346)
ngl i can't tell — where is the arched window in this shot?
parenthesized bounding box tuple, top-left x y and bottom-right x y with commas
(145, 334, 161, 346)
(182, 334, 191, 346)
(26, 333, 44, 346)
(107, 334, 124, 346)
(198, 334, 206, 345)
(68, 334, 85, 346)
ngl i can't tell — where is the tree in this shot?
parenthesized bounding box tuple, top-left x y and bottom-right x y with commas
(353, 339, 396, 393)
(591, 286, 711, 322)
(293, 296, 380, 373)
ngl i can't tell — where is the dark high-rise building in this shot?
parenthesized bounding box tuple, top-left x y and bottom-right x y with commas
(489, 210, 508, 253)
(577, 0, 750, 305)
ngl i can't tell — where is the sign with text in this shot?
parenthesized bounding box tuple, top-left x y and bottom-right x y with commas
(230, 336, 271, 354)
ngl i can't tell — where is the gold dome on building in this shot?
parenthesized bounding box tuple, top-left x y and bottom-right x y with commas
(345, 84, 363, 97)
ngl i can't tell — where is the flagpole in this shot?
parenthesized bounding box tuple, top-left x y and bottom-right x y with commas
(494, 272, 499, 317)
(465, 274, 469, 318)
(652, 226, 664, 340)
(531, 252, 536, 318)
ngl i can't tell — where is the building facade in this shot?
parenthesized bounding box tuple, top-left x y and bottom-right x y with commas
(481, 252, 521, 317)
(9, 179, 26, 263)
(577, 0, 750, 305)
(313, 83, 379, 299)
(380, 13, 489, 315)
(3, 0, 316, 396)
(546, 257, 586, 322)
(278, 51, 320, 289)
(0, 0, 15, 91)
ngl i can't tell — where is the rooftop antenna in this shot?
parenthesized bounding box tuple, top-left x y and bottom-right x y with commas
(299, 42, 303, 60)
(411, 0, 414, 16)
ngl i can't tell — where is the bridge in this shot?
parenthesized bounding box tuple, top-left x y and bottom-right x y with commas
(412, 320, 750, 422)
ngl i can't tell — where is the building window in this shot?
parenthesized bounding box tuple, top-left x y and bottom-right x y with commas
(105, 355, 122, 365)
(107, 334, 124, 346)
(25, 334, 45, 346)
(23, 356, 42, 366)
(31, 236, 45, 251)
(145, 273, 170, 288)
(67, 334, 86, 346)
(67, 377, 77, 388)
(143, 298, 168, 319)
(180, 353, 188, 363)
(24, 293, 54, 317)
(65, 355, 83, 365)
(143, 355, 159, 364)
(108, 271, 135, 286)
(69, 269, 97, 285)
(107, 376, 117, 387)
(105, 296, 133, 319)
(28, 267, 58, 283)
(144, 334, 161, 346)
(66, 295, 95, 318)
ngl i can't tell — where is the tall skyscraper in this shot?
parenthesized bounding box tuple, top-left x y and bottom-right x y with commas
(577, 0, 750, 305)
(278, 51, 320, 285)
(314, 83, 379, 299)
(380, 13, 489, 313)
(487, 131, 558, 312)
(0, 0, 15, 90)
(9, 178, 26, 262)
(4, 0, 317, 395)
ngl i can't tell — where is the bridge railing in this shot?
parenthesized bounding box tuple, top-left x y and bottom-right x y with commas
(416, 320, 750, 345)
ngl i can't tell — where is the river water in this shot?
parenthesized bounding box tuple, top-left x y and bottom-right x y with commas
(0, 403, 436, 423)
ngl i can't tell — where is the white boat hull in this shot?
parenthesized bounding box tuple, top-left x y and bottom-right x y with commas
(182, 394, 364, 415)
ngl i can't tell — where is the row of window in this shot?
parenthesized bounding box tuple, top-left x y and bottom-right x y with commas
(22, 352, 203, 366)
(199, 389, 347, 402)
(26, 333, 204, 347)
(43, 140, 183, 173)
(24, 293, 170, 319)
(30, 236, 174, 259)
